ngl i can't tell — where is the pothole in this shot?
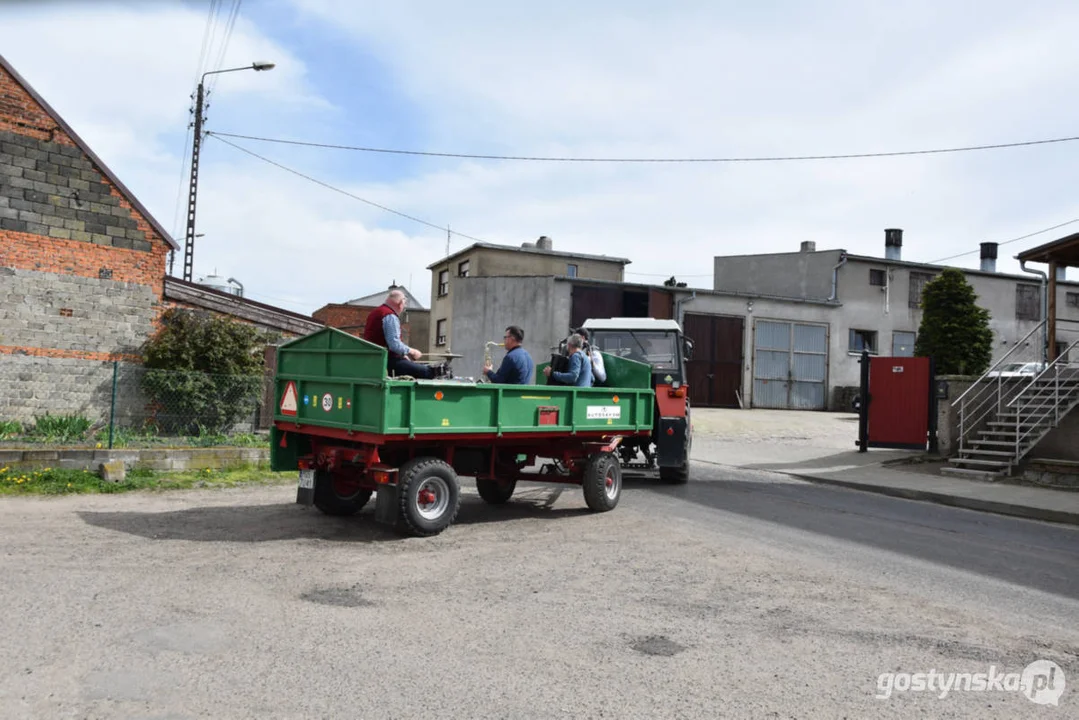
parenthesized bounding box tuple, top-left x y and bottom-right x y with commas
(628, 635, 686, 657)
(300, 585, 375, 608)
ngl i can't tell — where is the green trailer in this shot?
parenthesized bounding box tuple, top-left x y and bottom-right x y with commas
(272, 328, 654, 537)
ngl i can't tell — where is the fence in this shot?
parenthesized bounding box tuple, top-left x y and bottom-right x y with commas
(0, 357, 273, 448)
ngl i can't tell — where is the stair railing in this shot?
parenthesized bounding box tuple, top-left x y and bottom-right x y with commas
(952, 321, 1046, 454)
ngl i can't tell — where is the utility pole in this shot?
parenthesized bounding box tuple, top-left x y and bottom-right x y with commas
(181, 81, 205, 282)
(175, 61, 275, 282)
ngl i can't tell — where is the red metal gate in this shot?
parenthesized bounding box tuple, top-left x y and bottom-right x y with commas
(859, 355, 934, 450)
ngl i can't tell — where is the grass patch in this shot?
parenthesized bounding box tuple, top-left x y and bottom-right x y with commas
(0, 420, 22, 440)
(27, 413, 92, 443)
(0, 464, 294, 496)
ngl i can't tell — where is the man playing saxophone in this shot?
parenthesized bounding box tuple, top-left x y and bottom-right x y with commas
(483, 325, 534, 384)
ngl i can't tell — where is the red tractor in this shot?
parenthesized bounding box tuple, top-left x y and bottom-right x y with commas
(581, 318, 694, 483)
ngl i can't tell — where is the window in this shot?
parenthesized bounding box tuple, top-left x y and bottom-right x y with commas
(869, 269, 887, 287)
(435, 319, 447, 347)
(1067, 292, 1079, 308)
(892, 331, 916, 357)
(1016, 284, 1041, 321)
(849, 329, 878, 354)
(567, 263, 578, 278)
(457, 259, 470, 277)
(437, 269, 449, 297)
(909, 271, 934, 308)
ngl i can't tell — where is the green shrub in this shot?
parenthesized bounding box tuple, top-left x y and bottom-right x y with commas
(0, 420, 22, 440)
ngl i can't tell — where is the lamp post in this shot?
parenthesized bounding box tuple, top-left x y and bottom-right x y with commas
(175, 61, 275, 281)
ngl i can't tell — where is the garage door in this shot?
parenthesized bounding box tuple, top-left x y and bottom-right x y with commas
(752, 320, 828, 410)
(684, 313, 744, 407)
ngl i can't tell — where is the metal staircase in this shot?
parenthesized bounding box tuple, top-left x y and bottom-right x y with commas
(946, 323, 1079, 479)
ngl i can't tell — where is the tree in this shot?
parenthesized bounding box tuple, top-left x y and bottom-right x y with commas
(914, 268, 993, 375)
(140, 309, 267, 434)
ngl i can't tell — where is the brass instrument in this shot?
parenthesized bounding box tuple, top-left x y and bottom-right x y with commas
(481, 341, 505, 382)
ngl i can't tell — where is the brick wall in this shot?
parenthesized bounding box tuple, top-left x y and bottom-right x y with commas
(312, 303, 373, 335)
(0, 59, 172, 425)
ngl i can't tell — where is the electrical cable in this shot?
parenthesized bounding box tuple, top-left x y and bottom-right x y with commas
(206, 130, 1079, 164)
(208, 134, 490, 244)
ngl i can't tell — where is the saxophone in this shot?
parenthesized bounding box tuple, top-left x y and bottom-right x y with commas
(482, 341, 505, 382)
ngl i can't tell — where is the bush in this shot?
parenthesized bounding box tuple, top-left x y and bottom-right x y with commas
(141, 309, 267, 435)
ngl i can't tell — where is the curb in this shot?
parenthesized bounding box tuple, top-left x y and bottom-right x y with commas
(790, 472, 1079, 527)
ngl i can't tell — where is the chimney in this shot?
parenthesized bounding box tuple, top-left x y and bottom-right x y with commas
(884, 228, 903, 261)
(800, 241, 816, 253)
(979, 242, 998, 273)
(536, 236, 553, 251)
(1057, 266, 1067, 282)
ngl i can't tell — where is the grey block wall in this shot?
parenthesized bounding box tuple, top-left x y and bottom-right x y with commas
(0, 354, 146, 424)
(0, 266, 158, 354)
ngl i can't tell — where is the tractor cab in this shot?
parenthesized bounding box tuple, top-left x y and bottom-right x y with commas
(582, 318, 694, 483)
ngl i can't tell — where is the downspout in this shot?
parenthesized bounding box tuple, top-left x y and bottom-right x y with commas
(827, 251, 848, 302)
(1019, 261, 1048, 362)
(674, 290, 697, 326)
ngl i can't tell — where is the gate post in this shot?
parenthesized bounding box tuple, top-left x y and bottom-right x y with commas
(927, 356, 939, 454)
(857, 350, 870, 452)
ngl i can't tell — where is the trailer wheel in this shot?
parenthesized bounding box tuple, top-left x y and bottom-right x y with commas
(396, 457, 461, 537)
(313, 470, 373, 516)
(476, 478, 516, 505)
(582, 452, 621, 512)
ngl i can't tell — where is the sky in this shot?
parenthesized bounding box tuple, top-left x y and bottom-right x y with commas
(2, 0, 1078, 313)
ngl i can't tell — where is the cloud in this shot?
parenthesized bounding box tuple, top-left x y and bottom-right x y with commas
(3, 0, 1078, 317)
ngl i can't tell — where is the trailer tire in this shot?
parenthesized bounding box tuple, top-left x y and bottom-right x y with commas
(313, 470, 373, 516)
(476, 478, 516, 505)
(582, 452, 621, 512)
(396, 457, 461, 537)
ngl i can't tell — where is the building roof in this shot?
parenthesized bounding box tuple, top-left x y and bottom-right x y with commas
(0, 54, 179, 251)
(347, 285, 426, 310)
(164, 277, 323, 336)
(1015, 232, 1079, 268)
(426, 241, 632, 270)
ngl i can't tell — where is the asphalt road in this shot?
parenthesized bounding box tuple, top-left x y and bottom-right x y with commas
(0, 463, 1076, 718)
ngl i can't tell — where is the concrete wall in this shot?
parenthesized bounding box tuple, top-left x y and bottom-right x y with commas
(1030, 406, 1079, 461)
(0, 354, 147, 424)
(449, 276, 572, 381)
(714, 249, 844, 299)
(429, 246, 625, 351)
(932, 375, 978, 457)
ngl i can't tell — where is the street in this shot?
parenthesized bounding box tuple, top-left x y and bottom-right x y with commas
(0, 462, 1076, 718)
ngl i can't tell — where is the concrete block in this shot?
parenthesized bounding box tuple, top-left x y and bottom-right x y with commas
(24, 450, 60, 461)
(99, 460, 125, 482)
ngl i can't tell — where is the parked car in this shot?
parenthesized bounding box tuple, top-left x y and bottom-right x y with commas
(986, 362, 1046, 379)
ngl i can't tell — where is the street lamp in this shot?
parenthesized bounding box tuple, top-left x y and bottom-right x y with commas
(173, 62, 275, 280)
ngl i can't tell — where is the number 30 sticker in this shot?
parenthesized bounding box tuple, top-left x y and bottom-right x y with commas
(321, 393, 333, 412)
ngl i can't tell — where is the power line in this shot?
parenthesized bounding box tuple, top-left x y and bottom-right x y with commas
(207, 134, 490, 244)
(207, 130, 1079, 164)
(927, 218, 1079, 264)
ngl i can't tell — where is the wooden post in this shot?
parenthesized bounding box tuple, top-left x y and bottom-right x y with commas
(1048, 261, 1058, 361)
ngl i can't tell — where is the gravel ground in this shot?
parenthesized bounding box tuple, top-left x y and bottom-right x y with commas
(1, 463, 1076, 718)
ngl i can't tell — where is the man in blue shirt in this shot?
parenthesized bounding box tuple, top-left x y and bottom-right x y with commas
(543, 334, 593, 387)
(484, 325, 534, 384)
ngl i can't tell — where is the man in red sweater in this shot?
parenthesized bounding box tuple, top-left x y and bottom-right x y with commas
(363, 290, 445, 379)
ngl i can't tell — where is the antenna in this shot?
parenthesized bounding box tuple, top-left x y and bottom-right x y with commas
(446, 225, 451, 257)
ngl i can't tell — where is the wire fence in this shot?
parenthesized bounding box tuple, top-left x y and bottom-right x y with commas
(0, 360, 273, 448)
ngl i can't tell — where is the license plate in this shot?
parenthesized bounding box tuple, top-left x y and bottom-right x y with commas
(298, 469, 315, 489)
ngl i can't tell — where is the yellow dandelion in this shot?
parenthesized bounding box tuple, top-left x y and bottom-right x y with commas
(66, 483, 72, 488)
(95, 443, 102, 449)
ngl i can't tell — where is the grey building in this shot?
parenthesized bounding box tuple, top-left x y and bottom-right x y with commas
(442, 229, 1079, 412)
